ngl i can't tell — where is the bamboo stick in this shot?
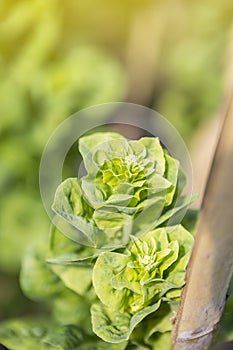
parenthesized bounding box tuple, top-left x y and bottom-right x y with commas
(172, 91, 233, 349)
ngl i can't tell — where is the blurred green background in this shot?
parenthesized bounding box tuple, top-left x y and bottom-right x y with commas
(0, 0, 233, 335)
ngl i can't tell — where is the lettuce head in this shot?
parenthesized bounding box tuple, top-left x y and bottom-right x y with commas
(52, 132, 192, 248)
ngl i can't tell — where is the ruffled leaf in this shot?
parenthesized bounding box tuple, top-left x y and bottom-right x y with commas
(79, 132, 126, 175)
(93, 252, 129, 309)
(52, 178, 102, 246)
(91, 300, 161, 343)
(138, 137, 165, 175)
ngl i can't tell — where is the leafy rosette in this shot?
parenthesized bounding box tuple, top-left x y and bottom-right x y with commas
(91, 225, 193, 343)
(79, 132, 176, 211)
(52, 132, 192, 248)
(0, 130, 197, 350)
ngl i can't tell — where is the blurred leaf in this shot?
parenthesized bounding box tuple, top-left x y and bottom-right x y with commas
(216, 277, 233, 342)
(44, 324, 127, 350)
(43, 324, 84, 350)
(20, 247, 65, 302)
(50, 263, 92, 296)
(0, 318, 51, 350)
(0, 190, 49, 272)
(52, 289, 93, 333)
(0, 1, 127, 276)
(147, 332, 171, 350)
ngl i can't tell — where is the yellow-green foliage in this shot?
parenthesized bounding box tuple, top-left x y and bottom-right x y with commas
(0, 1, 127, 272)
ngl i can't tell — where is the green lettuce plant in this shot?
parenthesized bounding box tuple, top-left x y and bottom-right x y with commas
(0, 131, 197, 350)
(91, 225, 193, 344)
(52, 132, 193, 248)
